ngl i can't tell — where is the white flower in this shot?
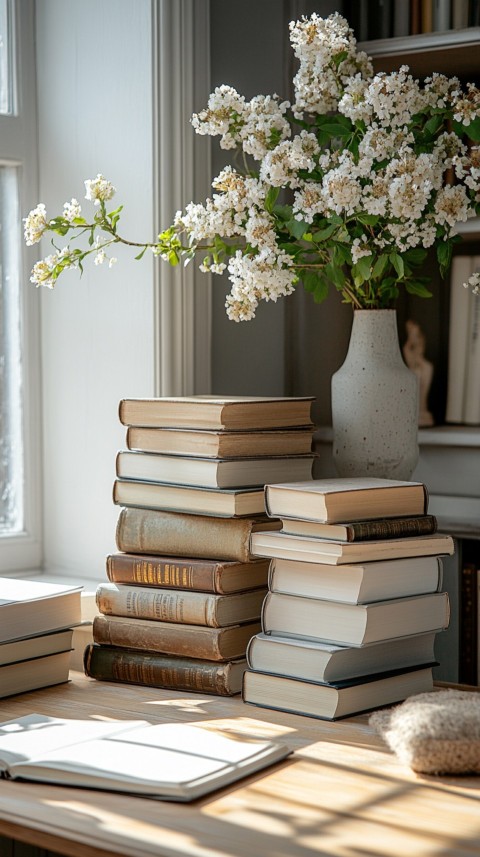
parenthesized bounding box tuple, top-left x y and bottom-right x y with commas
(225, 247, 296, 321)
(467, 271, 480, 295)
(24, 203, 48, 245)
(29, 247, 76, 288)
(84, 174, 116, 205)
(434, 184, 472, 228)
(63, 198, 82, 222)
(94, 249, 107, 265)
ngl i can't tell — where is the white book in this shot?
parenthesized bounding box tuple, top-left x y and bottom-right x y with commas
(246, 631, 438, 684)
(267, 555, 443, 604)
(433, 0, 451, 30)
(261, 591, 450, 646)
(463, 255, 480, 424)
(445, 256, 474, 423)
(0, 714, 291, 801)
(0, 578, 82, 643)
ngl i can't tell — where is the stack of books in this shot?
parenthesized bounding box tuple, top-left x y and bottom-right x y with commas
(242, 477, 455, 720)
(84, 395, 316, 696)
(0, 578, 82, 698)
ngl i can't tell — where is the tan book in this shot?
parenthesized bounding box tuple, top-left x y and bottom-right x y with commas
(265, 478, 428, 524)
(116, 507, 281, 563)
(84, 645, 246, 696)
(261, 591, 450, 646)
(96, 583, 267, 628)
(118, 395, 314, 430)
(127, 426, 314, 457)
(267, 555, 442, 604)
(250, 531, 454, 565)
(242, 665, 435, 721)
(106, 553, 269, 594)
(116, 450, 314, 489)
(93, 615, 261, 660)
(113, 480, 266, 518)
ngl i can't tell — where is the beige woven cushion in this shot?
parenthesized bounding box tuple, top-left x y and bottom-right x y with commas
(370, 689, 480, 775)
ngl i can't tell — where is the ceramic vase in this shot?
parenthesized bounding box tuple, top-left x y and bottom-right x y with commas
(331, 309, 419, 480)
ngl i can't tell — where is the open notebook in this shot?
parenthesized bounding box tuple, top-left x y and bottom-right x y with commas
(0, 714, 291, 801)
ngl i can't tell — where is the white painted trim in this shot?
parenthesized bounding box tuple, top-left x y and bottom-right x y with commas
(0, 0, 42, 572)
(361, 26, 480, 56)
(152, 0, 212, 396)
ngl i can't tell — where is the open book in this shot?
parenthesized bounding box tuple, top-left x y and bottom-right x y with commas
(0, 714, 291, 801)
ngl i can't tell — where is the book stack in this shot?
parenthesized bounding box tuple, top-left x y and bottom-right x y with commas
(242, 478, 455, 720)
(84, 396, 316, 696)
(0, 578, 82, 698)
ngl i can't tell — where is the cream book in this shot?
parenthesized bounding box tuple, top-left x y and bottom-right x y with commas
(265, 478, 428, 523)
(0, 714, 291, 801)
(119, 396, 314, 430)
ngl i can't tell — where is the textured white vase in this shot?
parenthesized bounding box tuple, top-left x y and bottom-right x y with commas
(331, 309, 419, 480)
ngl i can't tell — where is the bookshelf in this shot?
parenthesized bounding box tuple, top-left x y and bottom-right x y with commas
(360, 27, 480, 77)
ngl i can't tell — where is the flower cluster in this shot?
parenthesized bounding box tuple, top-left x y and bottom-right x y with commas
(25, 13, 480, 317)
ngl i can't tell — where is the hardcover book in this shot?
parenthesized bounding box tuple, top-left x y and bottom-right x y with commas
(116, 450, 315, 489)
(246, 631, 438, 684)
(279, 514, 437, 542)
(113, 480, 267, 517)
(242, 665, 435, 721)
(267, 555, 443, 604)
(84, 645, 247, 696)
(264, 477, 428, 523)
(261, 591, 450, 646)
(0, 651, 72, 699)
(126, 426, 314, 458)
(106, 552, 270, 594)
(118, 395, 314, 430)
(116, 507, 281, 563)
(250, 531, 454, 565)
(93, 615, 261, 661)
(0, 713, 291, 800)
(96, 582, 267, 628)
(0, 578, 82, 643)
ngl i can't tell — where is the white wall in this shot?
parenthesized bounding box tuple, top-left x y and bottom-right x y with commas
(36, 0, 155, 578)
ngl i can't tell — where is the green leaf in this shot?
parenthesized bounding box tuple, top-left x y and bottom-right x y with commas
(355, 255, 373, 281)
(265, 186, 280, 213)
(424, 114, 444, 136)
(404, 248, 428, 265)
(286, 218, 309, 240)
(436, 240, 452, 276)
(390, 252, 405, 279)
(278, 242, 303, 256)
(357, 214, 379, 226)
(333, 243, 351, 266)
(135, 246, 148, 261)
(325, 261, 346, 288)
(313, 278, 329, 303)
(273, 204, 292, 222)
(372, 254, 389, 279)
(168, 250, 179, 266)
(405, 281, 433, 298)
(312, 223, 337, 242)
(318, 123, 351, 138)
(301, 270, 321, 293)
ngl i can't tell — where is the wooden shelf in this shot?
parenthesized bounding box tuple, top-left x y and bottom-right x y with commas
(360, 28, 480, 77)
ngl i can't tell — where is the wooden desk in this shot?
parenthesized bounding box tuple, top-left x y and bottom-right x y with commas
(0, 673, 479, 857)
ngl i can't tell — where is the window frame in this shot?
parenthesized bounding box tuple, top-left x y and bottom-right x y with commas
(0, 0, 42, 572)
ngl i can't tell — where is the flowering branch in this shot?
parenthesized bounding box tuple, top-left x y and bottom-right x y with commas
(24, 13, 480, 317)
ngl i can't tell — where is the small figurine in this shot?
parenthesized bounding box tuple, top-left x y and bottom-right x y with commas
(402, 319, 435, 427)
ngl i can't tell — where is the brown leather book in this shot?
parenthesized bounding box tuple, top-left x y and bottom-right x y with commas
(93, 615, 261, 660)
(84, 644, 247, 695)
(106, 553, 269, 594)
(115, 507, 280, 563)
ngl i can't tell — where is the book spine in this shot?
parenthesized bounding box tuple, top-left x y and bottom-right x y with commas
(459, 562, 478, 685)
(84, 645, 241, 695)
(93, 615, 229, 659)
(463, 259, 480, 425)
(106, 553, 222, 592)
(96, 585, 220, 627)
(116, 507, 254, 562)
(348, 516, 437, 541)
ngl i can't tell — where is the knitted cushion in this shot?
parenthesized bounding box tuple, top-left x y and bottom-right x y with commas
(370, 689, 480, 775)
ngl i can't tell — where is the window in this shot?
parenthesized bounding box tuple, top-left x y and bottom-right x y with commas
(0, 0, 41, 571)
